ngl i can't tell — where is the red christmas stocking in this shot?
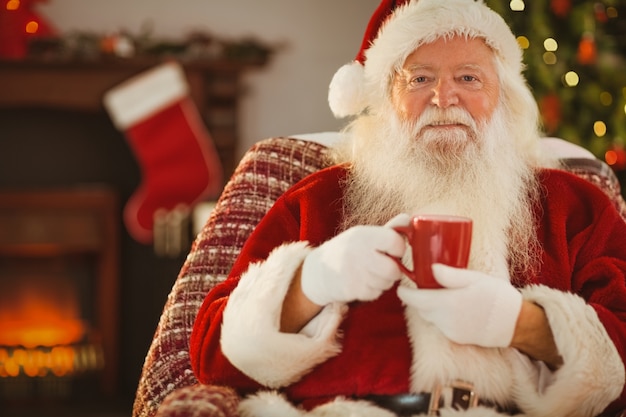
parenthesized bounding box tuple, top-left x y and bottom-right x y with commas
(103, 61, 223, 244)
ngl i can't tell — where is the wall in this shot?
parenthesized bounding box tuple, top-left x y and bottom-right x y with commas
(37, 0, 379, 159)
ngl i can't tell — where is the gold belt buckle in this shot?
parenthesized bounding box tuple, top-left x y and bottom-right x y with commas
(428, 380, 478, 415)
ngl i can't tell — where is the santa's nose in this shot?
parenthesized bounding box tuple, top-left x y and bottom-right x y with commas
(431, 79, 459, 108)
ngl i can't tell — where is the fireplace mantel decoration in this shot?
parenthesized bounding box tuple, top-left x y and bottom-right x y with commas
(26, 29, 278, 64)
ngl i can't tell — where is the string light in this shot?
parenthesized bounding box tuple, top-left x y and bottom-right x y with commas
(509, 0, 525, 11)
(542, 38, 558, 64)
(25, 21, 39, 34)
(543, 38, 558, 52)
(593, 121, 607, 137)
(517, 36, 530, 50)
(600, 92, 613, 106)
(6, 0, 20, 11)
(543, 52, 557, 65)
(606, 7, 618, 19)
(606, 150, 618, 166)
(564, 71, 579, 87)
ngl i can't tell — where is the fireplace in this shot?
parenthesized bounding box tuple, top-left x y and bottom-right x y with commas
(0, 188, 119, 407)
(0, 56, 265, 412)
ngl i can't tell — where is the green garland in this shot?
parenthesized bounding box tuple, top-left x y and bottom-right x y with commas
(27, 29, 277, 64)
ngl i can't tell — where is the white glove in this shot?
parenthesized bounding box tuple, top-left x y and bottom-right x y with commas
(301, 214, 410, 306)
(397, 264, 522, 347)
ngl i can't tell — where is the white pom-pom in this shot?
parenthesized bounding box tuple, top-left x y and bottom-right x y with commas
(328, 61, 366, 118)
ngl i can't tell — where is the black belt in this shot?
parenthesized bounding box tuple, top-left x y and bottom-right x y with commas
(362, 381, 519, 416)
(364, 393, 432, 416)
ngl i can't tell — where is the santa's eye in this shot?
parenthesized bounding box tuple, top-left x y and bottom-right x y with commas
(461, 75, 478, 82)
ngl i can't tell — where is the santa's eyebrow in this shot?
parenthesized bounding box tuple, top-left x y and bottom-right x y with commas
(401, 63, 485, 73)
(456, 63, 484, 72)
(402, 64, 433, 72)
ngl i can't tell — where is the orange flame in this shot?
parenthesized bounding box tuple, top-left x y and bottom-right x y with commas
(0, 272, 86, 348)
(0, 319, 86, 348)
(0, 344, 104, 378)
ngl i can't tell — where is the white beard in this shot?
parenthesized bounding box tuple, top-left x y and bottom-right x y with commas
(334, 104, 542, 280)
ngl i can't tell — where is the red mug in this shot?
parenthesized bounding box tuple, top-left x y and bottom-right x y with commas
(392, 214, 472, 289)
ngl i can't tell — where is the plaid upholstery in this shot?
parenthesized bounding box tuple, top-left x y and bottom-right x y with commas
(154, 384, 239, 417)
(132, 136, 625, 417)
(132, 137, 331, 417)
(561, 158, 626, 220)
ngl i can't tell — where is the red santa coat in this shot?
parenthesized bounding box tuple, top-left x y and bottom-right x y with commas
(190, 165, 626, 416)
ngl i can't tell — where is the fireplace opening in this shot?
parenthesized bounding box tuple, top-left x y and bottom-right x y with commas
(0, 188, 119, 408)
(0, 256, 105, 401)
(0, 257, 91, 350)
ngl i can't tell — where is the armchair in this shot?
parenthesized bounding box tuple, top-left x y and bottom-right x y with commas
(133, 135, 333, 417)
(132, 134, 626, 417)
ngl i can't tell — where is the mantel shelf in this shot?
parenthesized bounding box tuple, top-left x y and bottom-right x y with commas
(0, 57, 268, 181)
(0, 57, 266, 111)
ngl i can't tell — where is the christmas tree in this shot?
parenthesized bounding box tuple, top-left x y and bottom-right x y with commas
(486, 0, 626, 170)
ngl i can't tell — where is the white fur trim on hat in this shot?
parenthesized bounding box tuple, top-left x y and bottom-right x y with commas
(328, 0, 523, 118)
(221, 241, 346, 388)
(365, 0, 522, 111)
(364, 0, 522, 110)
(328, 61, 366, 118)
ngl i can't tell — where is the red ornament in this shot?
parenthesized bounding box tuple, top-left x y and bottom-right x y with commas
(550, 0, 572, 18)
(539, 93, 562, 134)
(594, 3, 608, 23)
(0, 0, 56, 59)
(605, 145, 626, 171)
(577, 34, 597, 66)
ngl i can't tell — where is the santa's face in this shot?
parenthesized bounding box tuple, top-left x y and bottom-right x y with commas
(340, 36, 540, 278)
(391, 36, 500, 142)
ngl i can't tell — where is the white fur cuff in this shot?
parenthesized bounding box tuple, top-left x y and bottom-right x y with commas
(221, 241, 346, 388)
(510, 285, 624, 416)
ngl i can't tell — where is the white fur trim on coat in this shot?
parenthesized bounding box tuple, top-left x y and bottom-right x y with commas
(238, 390, 518, 417)
(509, 285, 625, 417)
(239, 390, 398, 417)
(239, 391, 305, 417)
(221, 241, 346, 388)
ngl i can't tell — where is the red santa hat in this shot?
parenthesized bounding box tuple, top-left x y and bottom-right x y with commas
(328, 0, 523, 118)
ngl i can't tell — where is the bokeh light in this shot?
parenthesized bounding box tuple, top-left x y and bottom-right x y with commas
(564, 71, 579, 87)
(510, 0, 525, 11)
(517, 36, 530, 49)
(544, 38, 558, 51)
(593, 121, 607, 137)
(543, 52, 557, 65)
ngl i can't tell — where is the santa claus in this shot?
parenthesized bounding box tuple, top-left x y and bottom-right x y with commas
(190, 0, 626, 416)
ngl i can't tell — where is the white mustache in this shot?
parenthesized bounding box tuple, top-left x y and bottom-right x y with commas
(413, 107, 478, 133)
